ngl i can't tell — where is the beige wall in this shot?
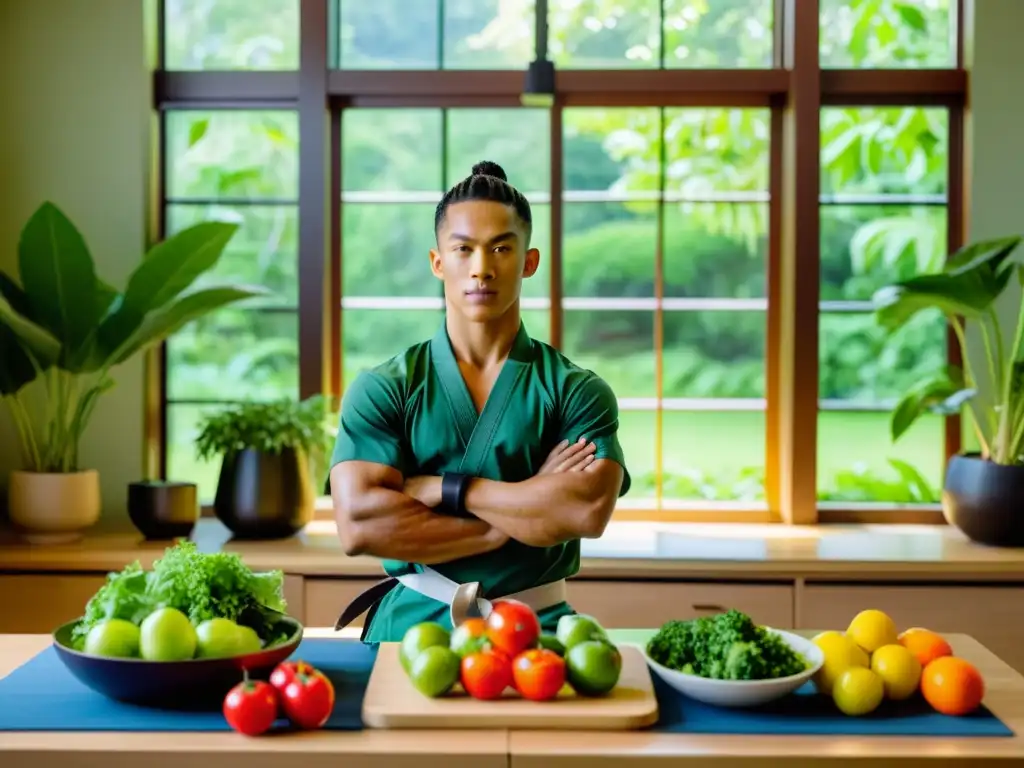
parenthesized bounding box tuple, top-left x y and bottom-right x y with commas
(0, 2, 1019, 522)
(0, 0, 149, 521)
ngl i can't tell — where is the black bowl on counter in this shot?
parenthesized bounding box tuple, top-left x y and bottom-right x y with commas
(51, 616, 304, 710)
(127, 481, 199, 540)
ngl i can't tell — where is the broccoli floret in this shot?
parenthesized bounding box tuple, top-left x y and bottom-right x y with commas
(646, 609, 808, 681)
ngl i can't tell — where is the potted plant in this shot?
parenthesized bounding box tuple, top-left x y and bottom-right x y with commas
(873, 234, 1024, 546)
(194, 395, 333, 540)
(0, 201, 266, 543)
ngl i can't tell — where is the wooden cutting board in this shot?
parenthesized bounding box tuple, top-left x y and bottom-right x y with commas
(361, 642, 659, 730)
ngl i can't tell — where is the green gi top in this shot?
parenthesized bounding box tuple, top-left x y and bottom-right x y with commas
(330, 319, 631, 642)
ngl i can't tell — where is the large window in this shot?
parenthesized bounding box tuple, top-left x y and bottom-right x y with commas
(155, 0, 968, 524)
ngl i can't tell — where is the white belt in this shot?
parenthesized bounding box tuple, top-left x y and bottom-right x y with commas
(395, 567, 567, 627)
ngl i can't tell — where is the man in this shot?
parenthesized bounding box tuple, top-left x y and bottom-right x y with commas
(328, 160, 631, 643)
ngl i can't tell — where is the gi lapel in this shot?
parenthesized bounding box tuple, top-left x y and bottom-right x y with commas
(430, 320, 534, 478)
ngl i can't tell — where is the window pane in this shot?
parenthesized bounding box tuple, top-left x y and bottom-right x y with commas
(166, 310, 298, 400)
(446, 109, 550, 196)
(664, 204, 767, 298)
(663, 311, 764, 399)
(818, 105, 950, 503)
(550, 0, 661, 69)
(820, 309, 947, 405)
(523, 204, 551, 301)
(663, 410, 766, 502)
(166, 111, 299, 200)
(821, 108, 948, 197)
(166, 204, 298, 304)
(166, 404, 223, 502)
(164, 0, 299, 70)
(342, 309, 445, 386)
(564, 202, 657, 297)
(548, 0, 773, 68)
(618, 410, 658, 501)
(820, 0, 954, 69)
(522, 309, 550, 345)
(342, 110, 443, 193)
(342, 204, 438, 298)
(662, 0, 773, 68)
(565, 107, 662, 192)
(817, 412, 945, 503)
(338, 0, 534, 69)
(821, 205, 946, 301)
(564, 311, 654, 398)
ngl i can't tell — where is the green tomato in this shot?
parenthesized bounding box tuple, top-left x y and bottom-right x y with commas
(139, 607, 197, 661)
(400, 622, 451, 673)
(556, 614, 608, 651)
(566, 639, 622, 696)
(408, 645, 462, 698)
(84, 619, 141, 658)
(195, 618, 262, 658)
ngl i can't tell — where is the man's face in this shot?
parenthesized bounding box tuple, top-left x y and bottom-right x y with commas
(430, 200, 540, 322)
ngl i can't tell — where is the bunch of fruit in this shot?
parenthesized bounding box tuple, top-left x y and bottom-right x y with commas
(400, 600, 623, 701)
(82, 608, 267, 661)
(812, 609, 985, 717)
(222, 660, 335, 736)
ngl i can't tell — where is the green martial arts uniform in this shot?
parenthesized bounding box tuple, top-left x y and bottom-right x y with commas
(329, 319, 630, 642)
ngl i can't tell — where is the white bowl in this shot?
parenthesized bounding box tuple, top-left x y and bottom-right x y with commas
(638, 627, 825, 708)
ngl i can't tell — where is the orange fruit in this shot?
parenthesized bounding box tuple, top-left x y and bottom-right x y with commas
(921, 656, 985, 716)
(898, 627, 953, 668)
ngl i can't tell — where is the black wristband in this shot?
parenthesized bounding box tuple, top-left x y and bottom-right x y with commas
(441, 472, 470, 517)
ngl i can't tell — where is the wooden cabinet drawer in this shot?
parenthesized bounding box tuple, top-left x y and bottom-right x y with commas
(304, 578, 381, 628)
(799, 584, 1024, 673)
(568, 580, 795, 629)
(1, 575, 108, 634)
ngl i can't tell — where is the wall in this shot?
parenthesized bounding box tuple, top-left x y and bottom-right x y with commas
(0, 0, 149, 521)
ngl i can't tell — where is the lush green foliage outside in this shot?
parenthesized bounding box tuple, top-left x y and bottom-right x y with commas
(161, 0, 954, 505)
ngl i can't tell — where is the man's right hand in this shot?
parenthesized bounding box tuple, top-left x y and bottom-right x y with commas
(537, 437, 596, 475)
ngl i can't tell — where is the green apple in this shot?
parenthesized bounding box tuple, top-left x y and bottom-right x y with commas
(139, 607, 197, 661)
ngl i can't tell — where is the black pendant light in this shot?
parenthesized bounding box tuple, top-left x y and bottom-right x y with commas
(522, 0, 554, 107)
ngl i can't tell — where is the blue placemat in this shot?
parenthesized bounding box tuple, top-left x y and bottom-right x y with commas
(647, 674, 1014, 736)
(0, 639, 377, 732)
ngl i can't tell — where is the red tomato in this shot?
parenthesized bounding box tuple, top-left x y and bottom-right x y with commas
(223, 679, 279, 736)
(281, 669, 336, 729)
(269, 659, 318, 693)
(485, 599, 540, 658)
(461, 649, 513, 700)
(513, 648, 566, 701)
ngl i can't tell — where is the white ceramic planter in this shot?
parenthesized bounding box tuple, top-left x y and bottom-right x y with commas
(8, 469, 101, 544)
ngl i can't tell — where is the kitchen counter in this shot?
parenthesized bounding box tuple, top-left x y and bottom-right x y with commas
(2, 627, 1023, 767)
(4, 517, 1024, 581)
(6, 519, 1024, 675)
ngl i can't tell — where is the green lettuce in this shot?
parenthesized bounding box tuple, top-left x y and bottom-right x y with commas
(70, 541, 288, 648)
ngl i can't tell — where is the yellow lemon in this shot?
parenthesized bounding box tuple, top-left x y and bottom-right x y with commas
(811, 630, 870, 696)
(833, 667, 885, 716)
(847, 609, 899, 654)
(870, 643, 922, 700)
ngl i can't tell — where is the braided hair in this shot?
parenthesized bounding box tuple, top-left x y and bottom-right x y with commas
(434, 161, 533, 244)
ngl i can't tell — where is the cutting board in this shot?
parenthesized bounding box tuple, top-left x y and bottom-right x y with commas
(361, 642, 659, 730)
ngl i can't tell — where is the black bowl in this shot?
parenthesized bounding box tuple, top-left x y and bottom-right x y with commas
(52, 616, 304, 710)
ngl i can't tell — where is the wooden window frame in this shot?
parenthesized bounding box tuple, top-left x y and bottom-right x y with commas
(149, 0, 973, 526)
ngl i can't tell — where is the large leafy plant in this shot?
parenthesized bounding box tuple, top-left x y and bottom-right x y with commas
(0, 202, 267, 473)
(873, 235, 1024, 464)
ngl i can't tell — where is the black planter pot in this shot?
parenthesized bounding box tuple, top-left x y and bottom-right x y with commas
(942, 453, 1024, 547)
(127, 481, 199, 540)
(213, 446, 315, 539)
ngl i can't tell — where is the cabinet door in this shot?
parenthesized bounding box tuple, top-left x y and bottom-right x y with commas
(800, 584, 1024, 673)
(568, 581, 795, 629)
(1, 575, 108, 634)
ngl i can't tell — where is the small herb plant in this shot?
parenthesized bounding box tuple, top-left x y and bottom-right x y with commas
(195, 396, 334, 479)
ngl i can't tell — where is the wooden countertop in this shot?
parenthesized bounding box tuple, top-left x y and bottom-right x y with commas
(2, 628, 1023, 767)
(3, 518, 1024, 581)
